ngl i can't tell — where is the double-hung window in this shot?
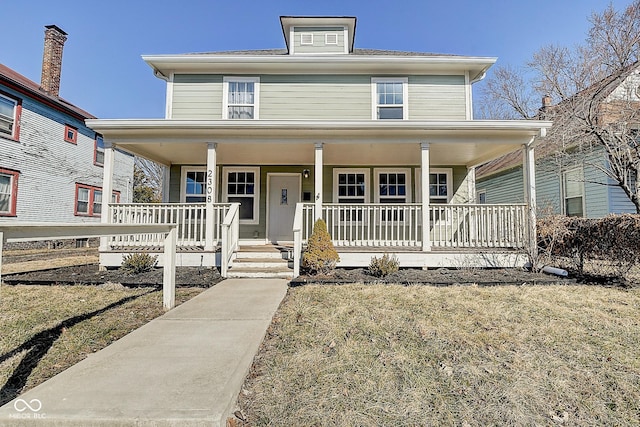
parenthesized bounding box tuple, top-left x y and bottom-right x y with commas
(75, 183, 119, 217)
(0, 93, 20, 139)
(563, 167, 584, 217)
(224, 77, 259, 119)
(372, 78, 407, 120)
(334, 168, 369, 222)
(0, 168, 19, 216)
(375, 168, 411, 222)
(415, 168, 453, 204)
(94, 135, 105, 166)
(223, 167, 260, 224)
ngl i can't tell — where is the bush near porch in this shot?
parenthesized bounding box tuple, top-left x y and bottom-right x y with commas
(537, 214, 640, 283)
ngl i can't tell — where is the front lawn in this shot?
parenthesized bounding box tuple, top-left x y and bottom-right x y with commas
(239, 284, 640, 426)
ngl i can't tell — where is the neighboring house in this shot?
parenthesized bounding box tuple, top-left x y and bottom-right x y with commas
(88, 16, 551, 276)
(476, 65, 639, 218)
(0, 25, 133, 224)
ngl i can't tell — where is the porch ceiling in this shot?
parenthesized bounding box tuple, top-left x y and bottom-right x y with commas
(87, 119, 551, 167)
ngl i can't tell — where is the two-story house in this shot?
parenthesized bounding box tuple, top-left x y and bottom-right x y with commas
(0, 25, 133, 229)
(88, 16, 551, 277)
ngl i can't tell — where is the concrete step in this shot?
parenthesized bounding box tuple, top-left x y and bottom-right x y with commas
(235, 251, 286, 260)
(232, 258, 290, 269)
(226, 267, 293, 279)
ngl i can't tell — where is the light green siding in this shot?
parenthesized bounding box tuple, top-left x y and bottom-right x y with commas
(293, 27, 345, 54)
(409, 75, 467, 120)
(260, 75, 370, 119)
(171, 74, 223, 119)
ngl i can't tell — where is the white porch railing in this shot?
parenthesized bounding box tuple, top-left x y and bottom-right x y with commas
(430, 204, 528, 248)
(108, 203, 230, 248)
(294, 202, 529, 262)
(221, 203, 240, 277)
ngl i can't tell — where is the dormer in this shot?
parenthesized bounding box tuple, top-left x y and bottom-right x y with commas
(280, 16, 356, 55)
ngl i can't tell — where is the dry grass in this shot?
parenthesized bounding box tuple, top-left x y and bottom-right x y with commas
(0, 284, 204, 405)
(239, 284, 640, 426)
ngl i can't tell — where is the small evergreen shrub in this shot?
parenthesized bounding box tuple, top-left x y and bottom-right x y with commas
(368, 253, 400, 277)
(121, 253, 158, 274)
(301, 219, 340, 275)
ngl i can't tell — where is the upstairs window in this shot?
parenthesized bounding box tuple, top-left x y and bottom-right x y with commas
(224, 77, 259, 119)
(64, 125, 78, 144)
(0, 93, 20, 139)
(372, 78, 407, 120)
(94, 135, 105, 166)
(325, 33, 338, 45)
(0, 168, 19, 216)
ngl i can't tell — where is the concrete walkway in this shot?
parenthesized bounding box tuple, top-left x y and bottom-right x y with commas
(0, 278, 288, 427)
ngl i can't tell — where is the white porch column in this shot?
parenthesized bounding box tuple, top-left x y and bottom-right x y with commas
(523, 144, 537, 252)
(467, 166, 477, 203)
(421, 142, 431, 252)
(99, 142, 116, 252)
(205, 142, 217, 251)
(314, 143, 323, 220)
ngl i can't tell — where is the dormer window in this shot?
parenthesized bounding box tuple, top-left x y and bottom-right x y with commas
(223, 77, 260, 119)
(325, 33, 338, 45)
(300, 33, 313, 45)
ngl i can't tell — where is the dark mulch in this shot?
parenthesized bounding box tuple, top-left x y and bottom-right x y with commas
(291, 267, 573, 287)
(2, 264, 222, 287)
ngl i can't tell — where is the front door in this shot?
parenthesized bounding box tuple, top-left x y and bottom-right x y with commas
(267, 174, 300, 242)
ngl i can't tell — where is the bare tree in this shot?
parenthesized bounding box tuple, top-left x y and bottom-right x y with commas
(133, 157, 164, 203)
(479, 0, 640, 213)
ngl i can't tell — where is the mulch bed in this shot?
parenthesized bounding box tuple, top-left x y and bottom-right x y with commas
(291, 267, 574, 287)
(2, 264, 222, 287)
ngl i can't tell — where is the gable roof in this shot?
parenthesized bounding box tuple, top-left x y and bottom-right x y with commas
(0, 63, 95, 120)
(476, 61, 640, 178)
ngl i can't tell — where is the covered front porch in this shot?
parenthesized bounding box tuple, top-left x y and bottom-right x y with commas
(87, 119, 550, 275)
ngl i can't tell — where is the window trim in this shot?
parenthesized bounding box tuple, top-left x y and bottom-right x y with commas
(477, 190, 487, 204)
(64, 125, 78, 144)
(371, 77, 408, 120)
(0, 167, 19, 217)
(415, 168, 453, 203)
(94, 134, 105, 166)
(222, 77, 260, 120)
(74, 183, 120, 217)
(222, 166, 260, 225)
(562, 166, 585, 217)
(0, 92, 21, 141)
(180, 166, 207, 203)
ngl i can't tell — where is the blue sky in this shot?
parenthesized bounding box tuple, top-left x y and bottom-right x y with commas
(2, 0, 631, 118)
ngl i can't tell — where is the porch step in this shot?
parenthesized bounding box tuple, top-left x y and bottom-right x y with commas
(227, 245, 293, 279)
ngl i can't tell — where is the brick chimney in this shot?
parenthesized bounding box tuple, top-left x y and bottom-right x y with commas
(41, 25, 68, 97)
(541, 94, 552, 108)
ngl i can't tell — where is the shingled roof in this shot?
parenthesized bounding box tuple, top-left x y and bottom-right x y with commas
(0, 63, 95, 120)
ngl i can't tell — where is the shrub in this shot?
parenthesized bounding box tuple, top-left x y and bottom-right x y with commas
(121, 253, 158, 274)
(368, 253, 400, 277)
(301, 219, 340, 275)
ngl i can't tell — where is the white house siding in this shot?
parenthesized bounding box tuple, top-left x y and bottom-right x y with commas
(0, 100, 133, 222)
(292, 27, 345, 54)
(408, 75, 467, 120)
(171, 74, 223, 119)
(170, 74, 469, 120)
